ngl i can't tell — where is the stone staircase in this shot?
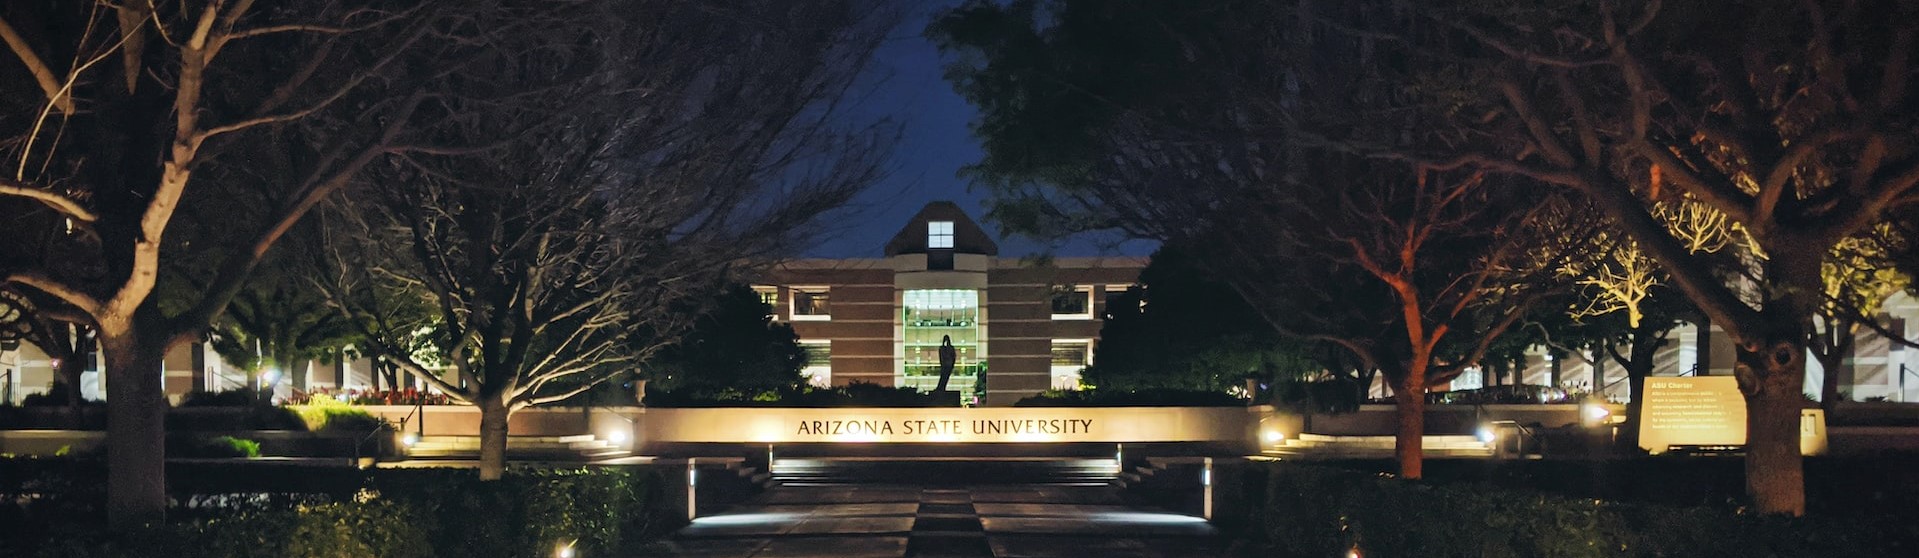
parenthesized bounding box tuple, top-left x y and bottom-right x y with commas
(1262, 433, 1494, 459)
(404, 434, 628, 461)
(768, 457, 1121, 486)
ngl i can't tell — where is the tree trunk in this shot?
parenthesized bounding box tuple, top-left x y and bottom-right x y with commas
(1618, 333, 1660, 451)
(1814, 321, 1853, 414)
(101, 327, 169, 527)
(58, 354, 87, 427)
(1733, 252, 1817, 517)
(1737, 335, 1808, 516)
(477, 396, 511, 481)
(1393, 367, 1426, 479)
(292, 359, 311, 391)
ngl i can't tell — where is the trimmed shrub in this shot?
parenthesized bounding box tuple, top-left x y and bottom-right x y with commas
(369, 468, 680, 558)
(288, 399, 388, 432)
(646, 381, 943, 407)
(21, 501, 431, 558)
(1242, 463, 1916, 558)
(188, 436, 262, 458)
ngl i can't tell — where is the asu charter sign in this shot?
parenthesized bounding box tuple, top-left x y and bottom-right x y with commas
(640, 406, 1251, 444)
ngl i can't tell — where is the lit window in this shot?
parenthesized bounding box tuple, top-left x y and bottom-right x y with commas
(1050, 285, 1093, 319)
(928, 221, 955, 249)
(752, 286, 779, 319)
(1051, 340, 1091, 390)
(800, 340, 831, 387)
(791, 287, 830, 320)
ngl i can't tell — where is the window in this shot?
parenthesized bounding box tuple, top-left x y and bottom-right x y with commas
(1050, 342, 1090, 367)
(928, 221, 954, 249)
(752, 286, 779, 319)
(901, 289, 984, 403)
(791, 287, 830, 320)
(1102, 284, 1139, 318)
(800, 340, 831, 387)
(1050, 285, 1093, 319)
(1051, 340, 1092, 390)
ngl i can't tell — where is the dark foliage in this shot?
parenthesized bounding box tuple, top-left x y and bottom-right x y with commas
(645, 381, 944, 408)
(1012, 388, 1246, 407)
(646, 285, 809, 393)
(1084, 247, 1325, 391)
(0, 463, 683, 558)
(1238, 462, 1918, 557)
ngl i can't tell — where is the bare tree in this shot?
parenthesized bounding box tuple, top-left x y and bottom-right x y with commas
(0, 0, 620, 525)
(320, 0, 894, 480)
(1204, 163, 1581, 478)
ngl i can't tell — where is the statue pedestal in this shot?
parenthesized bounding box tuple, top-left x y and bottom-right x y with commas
(928, 389, 962, 406)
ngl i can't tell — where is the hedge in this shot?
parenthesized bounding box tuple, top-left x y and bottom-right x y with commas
(1242, 463, 1916, 558)
(0, 466, 684, 558)
(1012, 388, 1245, 407)
(645, 381, 944, 407)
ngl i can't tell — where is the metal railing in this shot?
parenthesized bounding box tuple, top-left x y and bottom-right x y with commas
(1901, 364, 1917, 403)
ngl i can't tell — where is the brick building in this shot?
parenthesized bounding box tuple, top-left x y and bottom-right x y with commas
(757, 202, 1145, 406)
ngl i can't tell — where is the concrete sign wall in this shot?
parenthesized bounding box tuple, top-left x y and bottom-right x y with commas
(639, 406, 1253, 444)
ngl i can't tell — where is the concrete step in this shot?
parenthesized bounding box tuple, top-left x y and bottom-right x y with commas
(767, 458, 1122, 485)
(1295, 433, 1482, 444)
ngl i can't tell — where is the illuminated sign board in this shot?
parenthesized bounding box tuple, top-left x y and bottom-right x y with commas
(1638, 377, 1827, 455)
(639, 407, 1252, 444)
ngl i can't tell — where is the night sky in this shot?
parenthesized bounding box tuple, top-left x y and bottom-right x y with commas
(802, 1, 1158, 260)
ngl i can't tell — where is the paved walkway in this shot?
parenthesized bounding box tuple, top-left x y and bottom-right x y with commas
(648, 483, 1228, 557)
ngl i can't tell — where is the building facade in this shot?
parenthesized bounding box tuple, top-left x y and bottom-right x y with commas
(758, 202, 1145, 406)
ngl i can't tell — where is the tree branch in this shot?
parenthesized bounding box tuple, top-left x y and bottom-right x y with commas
(0, 178, 97, 222)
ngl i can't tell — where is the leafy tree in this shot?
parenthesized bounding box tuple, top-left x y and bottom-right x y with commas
(206, 264, 357, 393)
(1087, 247, 1324, 392)
(646, 285, 808, 394)
(931, 1, 1588, 478)
(1812, 233, 1912, 410)
(1298, 0, 1919, 514)
(0, 287, 93, 420)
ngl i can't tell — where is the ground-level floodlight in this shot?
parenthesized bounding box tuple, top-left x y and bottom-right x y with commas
(1582, 402, 1612, 426)
(402, 433, 420, 447)
(555, 539, 577, 558)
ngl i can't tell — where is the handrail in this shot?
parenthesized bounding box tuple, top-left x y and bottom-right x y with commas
(353, 419, 391, 465)
(1901, 364, 1917, 403)
(1, 369, 12, 405)
(1679, 364, 1700, 377)
(392, 400, 424, 447)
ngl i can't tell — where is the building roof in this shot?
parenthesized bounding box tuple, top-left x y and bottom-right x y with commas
(883, 201, 999, 257)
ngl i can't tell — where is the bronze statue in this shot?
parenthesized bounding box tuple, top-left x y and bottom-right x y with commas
(934, 334, 957, 392)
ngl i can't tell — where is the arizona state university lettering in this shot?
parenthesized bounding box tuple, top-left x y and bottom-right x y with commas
(793, 418, 1095, 437)
(971, 419, 1091, 435)
(796, 420, 895, 435)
